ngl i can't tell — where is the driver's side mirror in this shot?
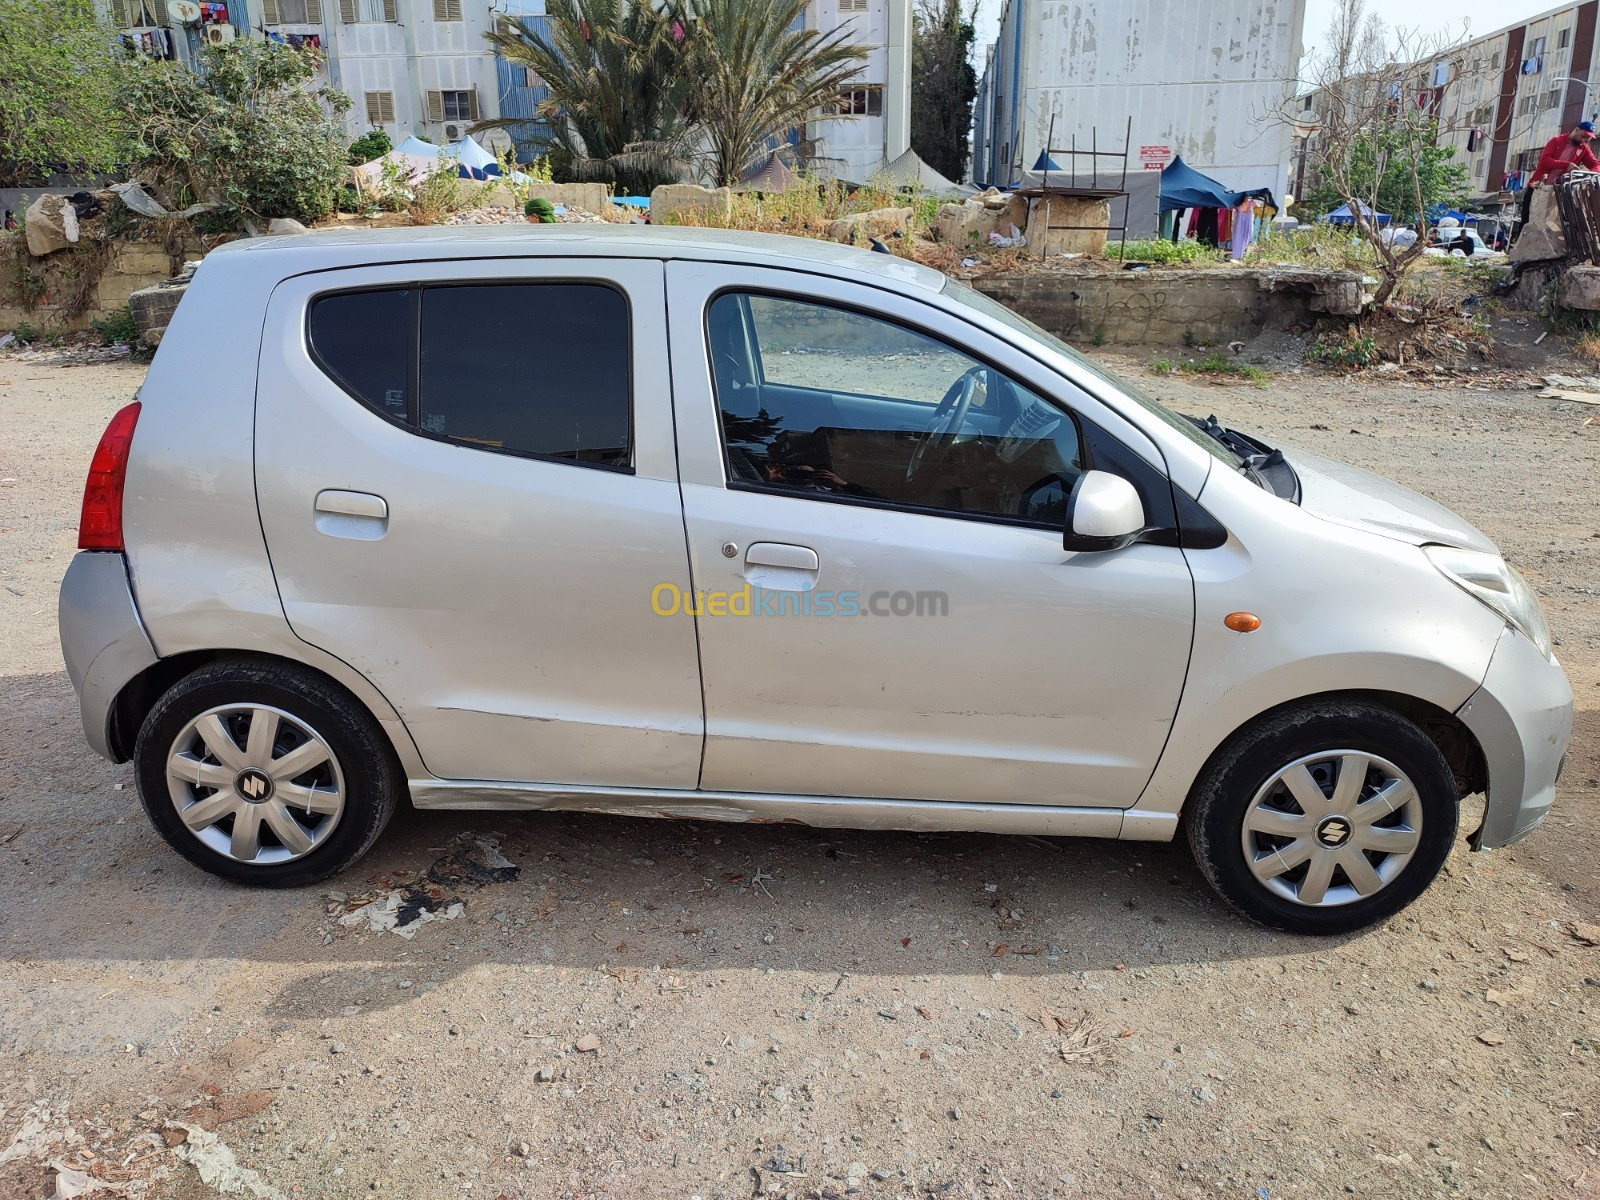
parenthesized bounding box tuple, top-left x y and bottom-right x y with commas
(1063, 470, 1145, 552)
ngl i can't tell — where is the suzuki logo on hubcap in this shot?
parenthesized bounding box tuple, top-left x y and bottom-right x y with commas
(1316, 816, 1352, 848)
(237, 769, 273, 803)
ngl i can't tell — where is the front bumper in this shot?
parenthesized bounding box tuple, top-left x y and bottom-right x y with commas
(1457, 626, 1573, 849)
(58, 551, 158, 761)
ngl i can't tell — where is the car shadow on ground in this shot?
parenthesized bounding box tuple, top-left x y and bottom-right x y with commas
(0, 668, 1442, 1001)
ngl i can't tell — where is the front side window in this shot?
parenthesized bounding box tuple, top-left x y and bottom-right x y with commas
(308, 281, 631, 469)
(707, 293, 1082, 525)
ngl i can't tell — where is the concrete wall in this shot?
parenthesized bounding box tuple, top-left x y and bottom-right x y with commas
(973, 266, 1362, 346)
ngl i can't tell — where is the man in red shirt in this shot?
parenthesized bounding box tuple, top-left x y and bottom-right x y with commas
(1529, 121, 1600, 185)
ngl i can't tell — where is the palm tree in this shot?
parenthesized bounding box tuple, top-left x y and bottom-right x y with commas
(687, 0, 867, 187)
(485, 0, 693, 195)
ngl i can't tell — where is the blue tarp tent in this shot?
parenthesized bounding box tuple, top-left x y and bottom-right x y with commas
(1158, 155, 1276, 213)
(1030, 150, 1063, 172)
(393, 135, 439, 158)
(1324, 201, 1390, 226)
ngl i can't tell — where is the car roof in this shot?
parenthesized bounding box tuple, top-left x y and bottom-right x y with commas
(204, 223, 948, 295)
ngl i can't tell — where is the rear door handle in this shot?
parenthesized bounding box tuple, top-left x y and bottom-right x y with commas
(314, 490, 388, 540)
(315, 490, 388, 519)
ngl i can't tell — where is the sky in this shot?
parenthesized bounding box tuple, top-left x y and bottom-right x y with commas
(969, 0, 1569, 77)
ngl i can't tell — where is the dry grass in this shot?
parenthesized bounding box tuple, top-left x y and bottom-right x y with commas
(1574, 331, 1600, 369)
(658, 173, 939, 255)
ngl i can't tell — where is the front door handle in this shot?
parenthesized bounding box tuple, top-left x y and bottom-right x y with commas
(313, 489, 388, 540)
(742, 542, 819, 592)
(745, 542, 819, 571)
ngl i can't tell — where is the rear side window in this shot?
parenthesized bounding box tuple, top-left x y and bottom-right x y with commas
(420, 284, 630, 465)
(307, 281, 632, 470)
(308, 289, 410, 421)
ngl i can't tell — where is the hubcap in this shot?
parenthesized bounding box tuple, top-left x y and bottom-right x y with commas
(1240, 750, 1422, 908)
(165, 704, 345, 866)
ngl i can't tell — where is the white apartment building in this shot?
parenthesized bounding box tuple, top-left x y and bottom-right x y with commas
(973, 0, 1307, 200)
(103, 0, 910, 179)
(803, 0, 911, 180)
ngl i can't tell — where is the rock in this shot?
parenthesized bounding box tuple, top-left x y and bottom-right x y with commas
(935, 202, 1002, 248)
(128, 276, 190, 348)
(828, 206, 913, 246)
(24, 194, 80, 257)
(1023, 194, 1109, 256)
(329, 1042, 345, 1055)
(266, 217, 309, 236)
(535, 1067, 556, 1082)
(575, 1033, 601, 1052)
(491, 181, 612, 214)
(1476, 1030, 1506, 1046)
(1194, 1085, 1217, 1103)
(650, 183, 733, 225)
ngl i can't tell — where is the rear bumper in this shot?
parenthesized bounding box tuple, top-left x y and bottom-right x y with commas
(1457, 627, 1573, 849)
(58, 551, 158, 761)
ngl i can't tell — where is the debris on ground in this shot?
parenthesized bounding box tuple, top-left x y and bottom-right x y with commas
(182, 1089, 278, 1132)
(1540, 374, 1600, 403)
(168, 1123, 285, 1200)
(426, 832, 520, 887)
(1050, 1014, 1108, 1064)
(333, 883, 464, 938)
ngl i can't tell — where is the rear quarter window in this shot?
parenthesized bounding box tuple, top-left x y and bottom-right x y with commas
(308, 288, 411, 422)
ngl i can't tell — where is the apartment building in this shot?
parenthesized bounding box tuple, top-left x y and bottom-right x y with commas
(1435, 3, 1600, 200)
(105, 0, 908, 179)
(972, 0, 1307, 199)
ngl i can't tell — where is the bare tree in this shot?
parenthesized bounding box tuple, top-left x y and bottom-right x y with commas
(1294, 0, 1472, 305)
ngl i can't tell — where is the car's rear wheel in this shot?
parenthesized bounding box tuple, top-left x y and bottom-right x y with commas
(1186, 700, 1458, 934)
(134, 658, 401, 886)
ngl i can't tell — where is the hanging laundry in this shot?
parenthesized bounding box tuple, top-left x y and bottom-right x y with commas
(1230, 199, 1254, 260)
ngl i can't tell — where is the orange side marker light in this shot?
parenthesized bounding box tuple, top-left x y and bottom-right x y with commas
(1224, 612, 1261, 633)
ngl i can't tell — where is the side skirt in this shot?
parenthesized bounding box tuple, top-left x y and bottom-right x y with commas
(409, 780, 1180, 842)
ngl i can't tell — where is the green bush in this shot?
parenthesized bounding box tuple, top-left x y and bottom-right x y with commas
(1112, 238, 1226, 265)
(90, 306, 138, 346)
(125, 40, 352, 225)
(347, 128, 392, 166)
(1307, 331, 1378, 370)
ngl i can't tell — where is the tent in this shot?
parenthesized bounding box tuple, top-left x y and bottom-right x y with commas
(453, 135, 499, 172)
(393, 135, 440, 158)
(880, 148, 976, 195)
(1324, 201, 1390, 226)
(739, 154, 806, 193)
(1030, 150, 1063, 172)
(1158, 155, 1275, 213)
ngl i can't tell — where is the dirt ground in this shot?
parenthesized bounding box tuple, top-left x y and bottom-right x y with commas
(1, 329, 1598, 1200)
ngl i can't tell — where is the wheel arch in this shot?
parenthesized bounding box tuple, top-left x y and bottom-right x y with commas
(108, 649, 420, 774)
(1179, 689, 1488, 820)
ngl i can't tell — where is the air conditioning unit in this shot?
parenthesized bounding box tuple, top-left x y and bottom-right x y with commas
(205, 23, 235, 43)
(444, 124, 460, 140)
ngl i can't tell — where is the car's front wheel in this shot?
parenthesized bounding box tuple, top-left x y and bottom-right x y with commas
(134, 658, 402, 886)
(1186, 700, 1458, 935)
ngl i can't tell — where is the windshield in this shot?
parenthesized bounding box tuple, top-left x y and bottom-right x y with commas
(940, 277, 1243, 469)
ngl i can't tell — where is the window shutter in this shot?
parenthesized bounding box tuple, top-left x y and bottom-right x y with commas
(467, 89, 480, 121)
(338, 0, 354, 20)
(111, 0, 131, 25)
(305, 0, 322, 21)
(260, 0, 279, 22)
(382, 0, 397, 20)
(427, 90, 444, 122)
(433, 0, 461, 18)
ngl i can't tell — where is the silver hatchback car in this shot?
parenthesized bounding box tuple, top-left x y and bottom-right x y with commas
(59, 227, 1571, 934)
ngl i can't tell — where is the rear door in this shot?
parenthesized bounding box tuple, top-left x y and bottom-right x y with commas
(254, 258, 704, 787)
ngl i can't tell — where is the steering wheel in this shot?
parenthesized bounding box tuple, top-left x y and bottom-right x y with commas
(906, 365, 988, 482)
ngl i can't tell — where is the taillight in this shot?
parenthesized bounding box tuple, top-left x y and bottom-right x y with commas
(78, 401, 141, 551)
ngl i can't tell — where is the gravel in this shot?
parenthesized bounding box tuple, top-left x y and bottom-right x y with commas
(0, 330, 1596, 1200)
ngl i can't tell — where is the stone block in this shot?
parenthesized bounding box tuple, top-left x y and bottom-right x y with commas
(650, 184, 732, 224)
(828, 206, 914, 246)
(1023, 195, 1110, 256)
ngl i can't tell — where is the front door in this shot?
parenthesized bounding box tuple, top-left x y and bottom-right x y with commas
(665, 262, 1194, 808)
(255, 259, 703, 787)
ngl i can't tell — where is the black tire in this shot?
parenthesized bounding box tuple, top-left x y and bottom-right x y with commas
(1185, 700, 1458, 935)
(134, 656, 403, 887)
